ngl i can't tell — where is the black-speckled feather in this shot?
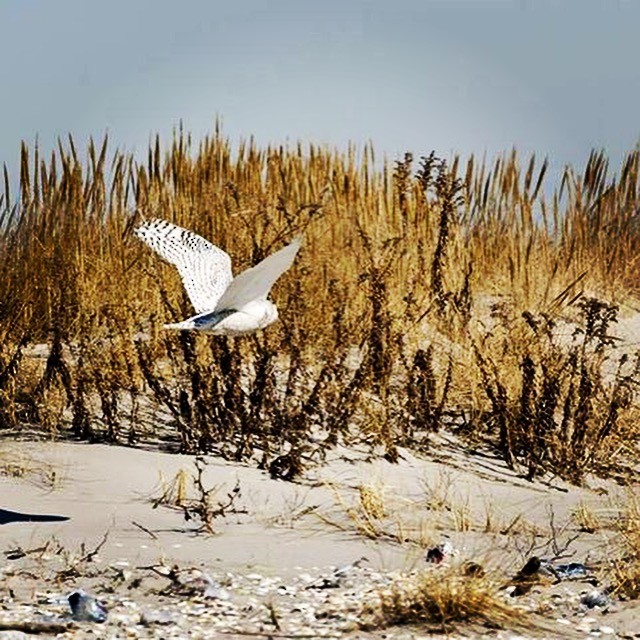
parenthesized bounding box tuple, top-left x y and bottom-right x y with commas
(135, 219, 232, 314)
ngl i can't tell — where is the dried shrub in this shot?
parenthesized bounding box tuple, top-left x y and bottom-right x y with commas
(473, 297, 639, 481)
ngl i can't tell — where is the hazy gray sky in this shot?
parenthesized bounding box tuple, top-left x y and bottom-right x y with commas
(1, 0, 638, 188)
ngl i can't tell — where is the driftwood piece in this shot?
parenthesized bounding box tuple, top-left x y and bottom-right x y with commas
(0, 619, 73, 634)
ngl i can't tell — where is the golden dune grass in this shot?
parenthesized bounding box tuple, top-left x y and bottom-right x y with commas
(0, 129, 639, 481)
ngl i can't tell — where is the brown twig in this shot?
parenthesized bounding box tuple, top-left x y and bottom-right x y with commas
(132, 520, 159, 540)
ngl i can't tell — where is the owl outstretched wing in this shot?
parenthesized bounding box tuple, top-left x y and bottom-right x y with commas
(214, 237, 302, 311)
(135, 219, 233, 313)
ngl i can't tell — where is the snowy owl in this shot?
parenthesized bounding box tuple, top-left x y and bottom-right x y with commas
(135, 219, 302, 335)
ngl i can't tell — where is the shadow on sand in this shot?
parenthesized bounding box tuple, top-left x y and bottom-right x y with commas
(0, 508, 70, 525)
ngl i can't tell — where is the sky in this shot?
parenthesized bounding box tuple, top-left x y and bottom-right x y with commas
(1, 0, 639, 193)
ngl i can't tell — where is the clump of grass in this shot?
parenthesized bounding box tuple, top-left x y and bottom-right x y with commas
(317, 480, 434, 545)
(358, 479, 387, 519)
(571, 501, 602, 534)
(610, 491, 640, 599)
(0, 445, 65, 490)
(361, 565, 520, 632)
(151, 467, 190, 508)
(319, 472, 521, 544)
(319, 482, 391, 541)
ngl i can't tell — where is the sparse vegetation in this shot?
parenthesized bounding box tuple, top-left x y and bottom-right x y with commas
(472, 297, 640, 482)
(0, 445, 66, 490)
(150, 456, 246, 534)
(360, 564, 519, 632)
(611, 490, 640, 599)
(317, 471, 554, 549)
(1, 129, 639, 482)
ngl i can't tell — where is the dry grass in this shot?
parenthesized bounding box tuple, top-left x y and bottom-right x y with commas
(315, 476, 442, 546)
(0, 445, 66, 490)
(470, 297, 640, 481)
(360, 564, 520, 632)
(610, 490, 640, 599)
(317, 471, 550, 548)
(151, 468, 190, 509)
(317, 481, 417, 543)
(571, 500, 602, 534)
(1, 130, 639, 481)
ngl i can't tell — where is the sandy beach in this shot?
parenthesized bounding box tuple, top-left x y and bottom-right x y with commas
(1, 433, 638, 639)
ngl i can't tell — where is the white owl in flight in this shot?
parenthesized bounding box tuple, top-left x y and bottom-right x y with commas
(135, 219, 302, 335)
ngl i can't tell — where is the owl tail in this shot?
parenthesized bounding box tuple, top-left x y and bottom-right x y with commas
(163, 319, 196, 330)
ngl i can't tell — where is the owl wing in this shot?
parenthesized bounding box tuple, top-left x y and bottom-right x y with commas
(214, 237, 302, 311)
(135, 219, 233, 313)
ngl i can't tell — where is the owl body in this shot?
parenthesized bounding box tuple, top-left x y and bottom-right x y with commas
(164, 299, 279, 335)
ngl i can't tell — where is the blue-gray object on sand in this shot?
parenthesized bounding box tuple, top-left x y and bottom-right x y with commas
(554, 562, 589, 578)
(68, 590, 108, 623)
